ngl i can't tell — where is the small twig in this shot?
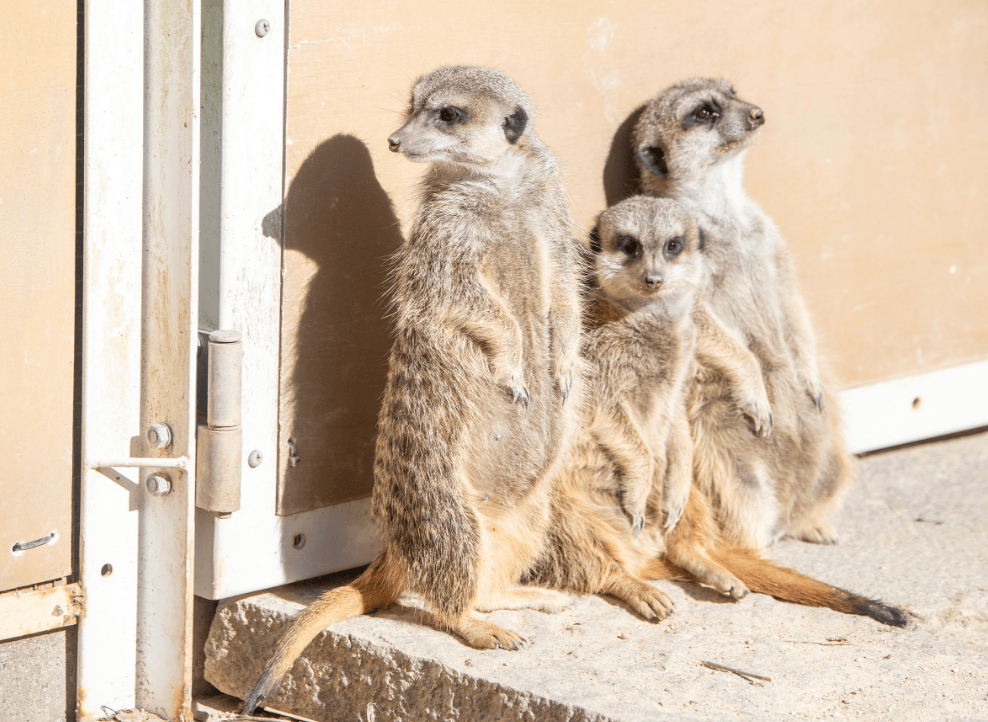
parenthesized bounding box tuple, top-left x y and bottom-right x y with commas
(701, 660, 772, 685)
(781, 639, 852, 646)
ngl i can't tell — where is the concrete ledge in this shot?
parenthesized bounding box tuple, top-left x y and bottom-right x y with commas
(205, 431, 988, 722)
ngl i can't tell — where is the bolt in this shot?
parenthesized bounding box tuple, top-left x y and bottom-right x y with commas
(147, 474, 172, 497)
(255, 19, 270, 37)
(248, 450, 263, 468)
(147, 423, 173, 449)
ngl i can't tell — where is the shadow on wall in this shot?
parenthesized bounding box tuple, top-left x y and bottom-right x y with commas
(275, 134, 404, 516)
(602, 105, 646, 208)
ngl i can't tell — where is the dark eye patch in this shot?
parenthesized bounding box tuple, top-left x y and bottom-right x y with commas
(437, 105, 466, 124)
(683, 100, 722, 130)
(663, 235, 685, 259)
(617, 235, 642, 259)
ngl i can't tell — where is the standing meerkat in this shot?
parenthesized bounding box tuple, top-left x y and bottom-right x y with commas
(632, 79, 853, 549)
(244, 66, 584, 714)
(525, 196, 906, 629)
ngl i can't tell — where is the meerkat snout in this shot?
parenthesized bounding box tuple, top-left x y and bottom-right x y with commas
(645, 272, 663, 289)
(748, 107, 765, 127)
(388, 137, 401, 152)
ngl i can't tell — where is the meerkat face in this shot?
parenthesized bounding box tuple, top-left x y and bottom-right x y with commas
(592, 197, 703, 316)
(388, 66, 532, 167)
(633, 79, 765, 184)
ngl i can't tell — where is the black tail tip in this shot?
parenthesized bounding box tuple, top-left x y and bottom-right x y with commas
(857, 597, 909, 628)
(242, 684, 268, 716)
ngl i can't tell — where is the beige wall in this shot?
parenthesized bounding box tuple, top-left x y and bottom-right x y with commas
(278, 0, 988, 513)
(0, 1, 77, 590)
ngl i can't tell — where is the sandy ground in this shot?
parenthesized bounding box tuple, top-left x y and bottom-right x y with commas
(206, 430, 988, 722)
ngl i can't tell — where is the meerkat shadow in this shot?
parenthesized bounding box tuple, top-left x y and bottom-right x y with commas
(273, 134, 405, 515)
(602, 105, 646, 208)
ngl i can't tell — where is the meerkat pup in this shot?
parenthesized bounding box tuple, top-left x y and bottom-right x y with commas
(586, 198, 773, 539)
(525, 196, 905, 629)
(244, 66, 584, 714)
(633, 79, 853, 549)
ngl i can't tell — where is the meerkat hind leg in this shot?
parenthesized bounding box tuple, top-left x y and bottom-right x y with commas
(474, 586, 573, 613)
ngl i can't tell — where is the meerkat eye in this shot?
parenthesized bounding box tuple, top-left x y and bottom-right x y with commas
(617, 235, 641, 259)
(692, 103, 719, 123)
(664, 236, 685, 258)
(438, 106, 463, 123)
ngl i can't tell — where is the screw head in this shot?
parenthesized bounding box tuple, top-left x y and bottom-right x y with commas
(293, 534, 305, 550)
(248, 450, 263, 468)
(147, 474, 172, 497)
(255, 19, 270, 37)
(147, 423, 173, 449)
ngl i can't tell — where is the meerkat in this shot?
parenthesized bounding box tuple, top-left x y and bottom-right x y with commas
(632, 79, 853, 549)
(244, 66, 584, 714)
(524, 196, 906, 629)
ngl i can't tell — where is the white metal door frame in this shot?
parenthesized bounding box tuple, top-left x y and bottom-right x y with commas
(79, 1, 200, 720)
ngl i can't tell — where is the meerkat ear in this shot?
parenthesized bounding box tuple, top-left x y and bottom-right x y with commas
(589, 227, 602, 254)
(636, 144, 668, 178)
(503, 106, 528, 144)
(698, 227, 708, 252)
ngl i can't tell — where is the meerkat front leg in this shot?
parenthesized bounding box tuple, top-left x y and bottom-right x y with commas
(660, 409, 692, 533)
(594, 400, 658, 537)
(694, 304, 774, 437)
(776, 253, 824, 410)
(453, 271, 530, 406)
(547, 244, 582, 401)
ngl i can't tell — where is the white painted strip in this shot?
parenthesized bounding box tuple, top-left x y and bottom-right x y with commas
(0, 584, 82, 641)
(136, 0, 201, 719)
(78, 1, 144, 717)
(841, 359, 988, 455)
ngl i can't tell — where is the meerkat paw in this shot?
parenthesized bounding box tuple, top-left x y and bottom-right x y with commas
(661, 487, 689, 533)
(702, 569, 749, 600)
(610, 578, 676, 621)
(623, 491, 650, 538)
(454, 617, 528, 650)
(496, 367, 530, 406)
(743, 393, 773, 438)
(552, 354, 577, 402)
(794, 522, 839, 545)
(803, 374, 825, 411)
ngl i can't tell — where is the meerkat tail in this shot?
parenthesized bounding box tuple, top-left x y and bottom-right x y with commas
(242, 553, 402, 714)
(710, 547, 907, 628)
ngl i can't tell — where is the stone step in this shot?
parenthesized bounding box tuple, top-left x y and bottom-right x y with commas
(204, 431, 988, 722)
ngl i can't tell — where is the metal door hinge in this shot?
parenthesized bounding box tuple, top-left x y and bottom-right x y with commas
(196, 329, 243, 516)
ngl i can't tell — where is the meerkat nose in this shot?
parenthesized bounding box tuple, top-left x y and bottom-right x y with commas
(645, 273, 663, 289)
(748, 107, 765, 127)
(388, 137, 401, 152)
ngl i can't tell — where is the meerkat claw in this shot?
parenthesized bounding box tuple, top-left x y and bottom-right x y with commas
(509, 385, 530, 407)
(632, 513, 646, 537)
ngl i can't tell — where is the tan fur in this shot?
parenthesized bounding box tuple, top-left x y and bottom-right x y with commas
(633, 78, 853, 549)
(244, 66, 583, 714)
(525, 196, 906, 631)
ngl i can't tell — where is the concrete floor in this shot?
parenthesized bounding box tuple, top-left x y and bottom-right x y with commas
(205, 429, 988, 722)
